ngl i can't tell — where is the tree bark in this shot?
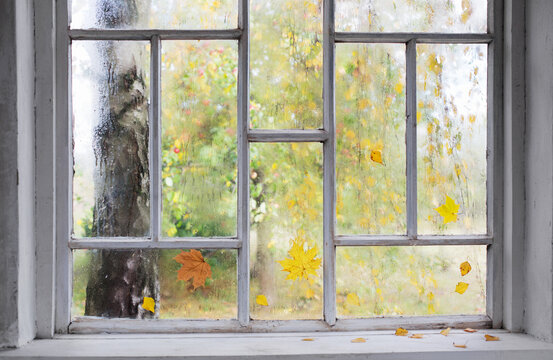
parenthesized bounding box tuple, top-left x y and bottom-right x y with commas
(84, 0, 159, 318)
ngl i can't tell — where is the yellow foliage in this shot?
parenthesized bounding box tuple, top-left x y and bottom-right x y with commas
(346, 293, 360, 306)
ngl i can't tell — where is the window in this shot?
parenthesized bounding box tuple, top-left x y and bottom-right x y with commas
(59, 0, 499, 332)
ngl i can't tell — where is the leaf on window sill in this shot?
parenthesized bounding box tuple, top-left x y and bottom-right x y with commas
(395, 327, 408, 336)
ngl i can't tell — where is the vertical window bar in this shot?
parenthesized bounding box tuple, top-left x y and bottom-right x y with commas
(406, 39, 417, 239)
(237, 0, 250, 326)
(323, 0, 337, 326)
(150, 35, 162, 241)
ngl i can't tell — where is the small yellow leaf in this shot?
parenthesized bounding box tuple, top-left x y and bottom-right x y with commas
(453, 343, 467, 348)
(256, 294, 269, 306)
(141, 297, 155, 313)
(464, 328, 478, 333)
(435, 195, 460, 224)
(346, 293, 360, 306)
(440, 328, 451, 336)
(302, 338, 315, 341)
(460, 261, 472, 276)
(394, 82, 404, 94)
(395, 327, 409, 336)
(370, 149, 384, 165)
(351, 338, 366, 343)
(485, 334, 500, 341)
(409, 334, 424, 339)
(455, 282, 469, 294)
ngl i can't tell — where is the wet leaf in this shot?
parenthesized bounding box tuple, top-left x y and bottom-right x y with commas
(141, 297, 155, 313)
(351, 338, 366, 343)
(440, 327, 451, 336)
(395, 327, 408, 336)
(278, 235, 321, 281)
(460, 261, 472, 276)
(370, 149, 384, 165)
(455, 282, 469, 294)
(435, 195, 460, 224)
(256, 294, 269, 306)
(173, 249, 212, 289)
(409, 334, 424, 339)
(464, 328, 478, 333)
(346, 293, 360, 306)
(485, 334, 500, 341)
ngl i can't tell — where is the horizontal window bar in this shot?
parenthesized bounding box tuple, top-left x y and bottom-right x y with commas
(69, 314, 491, 334)
(69, 237, 241, 249)
(334, 235, 492, 246)
(335, 32, 493, 44)
(248, 129, 329, 142)
(68, 29, 242, 41)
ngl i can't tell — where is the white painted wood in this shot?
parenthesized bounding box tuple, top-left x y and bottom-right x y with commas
(335, 235, 492, 247)
(406, 39, 417, 239)
(69, 238, 241, 249)
(55, 0, 72, 334)
(323, 0, 337, 327)
(149, 35, 161, 242)
(68, 29, 242, 41)
(335, 32, 493, 44)
(34, 0, 56, 339)
(248, 129, 328, 142)
(237, 0, 250, 327)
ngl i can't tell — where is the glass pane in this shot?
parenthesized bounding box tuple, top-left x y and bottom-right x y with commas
(336, 0, 487, 33)
(417, 44, 487, 235)
(337, 246, 486, 318)
(72, 41, 150, 237)
(250, 143, 323, 319)
(72, 249, 237, 319)
(336, 44, 406, 235)
(250, 0, 323, 129)
(71, 0, 237, 30)
(161, 41, 238, 237)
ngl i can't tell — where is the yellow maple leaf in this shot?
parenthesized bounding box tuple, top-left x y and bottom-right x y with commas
(460, 261, 472, 276)
(346, 293, 360, 306)
(484, 334, 500, 341)
(435, 195, 460, 224)
(455, 282, 469, 294)
(351, 338, 366, 343)
(278, 235, 321, 281)
(141, 297, 155, 313)
(370, 149, 384, 165)
(395, 327, 409, 336)
(440, 327, 451, 336)
(409, 334, 424, 339)
(173, 249, 212, 289)
(256, 294, 268, 306)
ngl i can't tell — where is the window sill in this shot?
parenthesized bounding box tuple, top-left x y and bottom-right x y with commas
(2, 330, 553, 359)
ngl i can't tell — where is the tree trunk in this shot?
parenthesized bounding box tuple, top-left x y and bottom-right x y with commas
(84, 0, 159, 318)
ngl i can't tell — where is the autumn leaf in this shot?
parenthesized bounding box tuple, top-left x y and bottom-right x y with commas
(141, 297, 155, 313)
(256, 294, 269, 306)
(453, 343, 467, 348)
(455, 282, 469, 294)
(370, 149, 384, 165)
(395, 328, 408, 336)
(278, 235, 321, 281)
(435, 195, 460, 224)
(173, 249, 212, 289)
(302, 338, 315, 341)
(346, 293, 360, 306)
(484, 334, 500, 341)
(351, 338, 366, 343)
(464, 328, 478, 333)
(409, 334, 424, 339)
(440, 328, 451, 336)
(460, 261, 472, 276)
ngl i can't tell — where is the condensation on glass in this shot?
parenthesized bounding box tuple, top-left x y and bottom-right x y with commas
(72, 40, 151, 238)
(417, 44, 487, 235)
(250, 143, 323, 320)
(336, 0, 487, 33)
(250, 0, 323, 129)
(336, 246, 486, 318)
(72, 249, 237, 319)
(71, 0, 237, 30)
(161, 41, 238, 237)
(336, 43, 406, 235)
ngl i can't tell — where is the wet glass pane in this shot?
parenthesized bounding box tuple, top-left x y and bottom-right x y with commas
(336, 44, 406, 235)
(417, 44, 487, 235)
(72, 41, 150, 238)
(250, 143, 323, 319)
(71, 0, 237, 30)
(72, 249, 237, 319)
(250, 0, 323, 129)
(337, 246, 486, 318)
(336, 0, 487, 33)
(161, 41, 238, 237)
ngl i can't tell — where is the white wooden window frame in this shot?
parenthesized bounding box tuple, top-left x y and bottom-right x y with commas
(50, 0, 503, 334)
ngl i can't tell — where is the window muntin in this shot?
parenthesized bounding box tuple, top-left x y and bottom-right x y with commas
(64, 0, 495, 330)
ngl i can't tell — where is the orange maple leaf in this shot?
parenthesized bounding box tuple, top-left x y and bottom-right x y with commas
(173, 250, 212, 289)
